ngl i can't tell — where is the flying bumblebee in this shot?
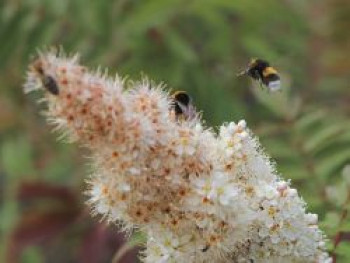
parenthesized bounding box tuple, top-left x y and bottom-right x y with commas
(31, 58, 60, 95)
(237, 58, 281, 92)
(171, 91, 196, 121)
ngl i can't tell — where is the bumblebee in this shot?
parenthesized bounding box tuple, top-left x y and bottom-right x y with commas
(171, 91, 196, 121)
(31, 58, 59, 95)
(237, 58, 281, 92)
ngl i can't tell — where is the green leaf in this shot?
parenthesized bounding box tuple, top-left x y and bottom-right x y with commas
(326, 184, 348, 207)
(21, 246, 43, 263)
(335, 242, 350, 261)
(0, 7, 28, 69)
(294, 110, 325, 133)
(320, 212, 340, 233)
(128, 231, 147, 247)
(316, 149, 350, 180)
(165, 31, 197, 63)
(303, 123, 348, 154)
(120, 0, 179, 35)
(1, 137, 35, 178)
(342, 165, 350, 186)
(252, 83, 301, 120)
(0, 199, 18, 233)
(263, 139, 297, 159)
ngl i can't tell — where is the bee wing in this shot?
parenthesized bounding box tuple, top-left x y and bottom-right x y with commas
(176, 102, 186, 113)
(267, 80, 281, 92)
(177, 102, 196, 120)
(186, 103, 197, 120)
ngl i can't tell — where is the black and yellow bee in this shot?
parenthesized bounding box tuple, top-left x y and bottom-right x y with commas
(31, 58, 60, 95)
(237, 58, 281, 92)
(171, 91, 196, 121)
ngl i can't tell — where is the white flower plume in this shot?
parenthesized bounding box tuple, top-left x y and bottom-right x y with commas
(24, 51, 331, 263)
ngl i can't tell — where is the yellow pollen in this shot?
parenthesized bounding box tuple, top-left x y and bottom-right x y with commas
(181, 137, 189, 145)
(217, 187, 225, 195)
(227, 140, 234, 147)
(202, 183, 212, 193)
(245, 186, 254, 195)
(269, 224, 280, 234)
(268, 206, 276, 217)
(164, 239, 172, 248)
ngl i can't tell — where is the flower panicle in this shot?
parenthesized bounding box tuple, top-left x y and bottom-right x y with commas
(24, 51, 331, 263)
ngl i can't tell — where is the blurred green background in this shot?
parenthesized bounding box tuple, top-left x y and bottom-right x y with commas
(1, 0, 350, 262)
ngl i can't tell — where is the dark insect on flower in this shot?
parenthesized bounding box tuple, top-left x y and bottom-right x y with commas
(237, 58, 281, 92)
(31, 58, 60, 95)
(171, 90, 196, 121)
(201, 244, 210, 252)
